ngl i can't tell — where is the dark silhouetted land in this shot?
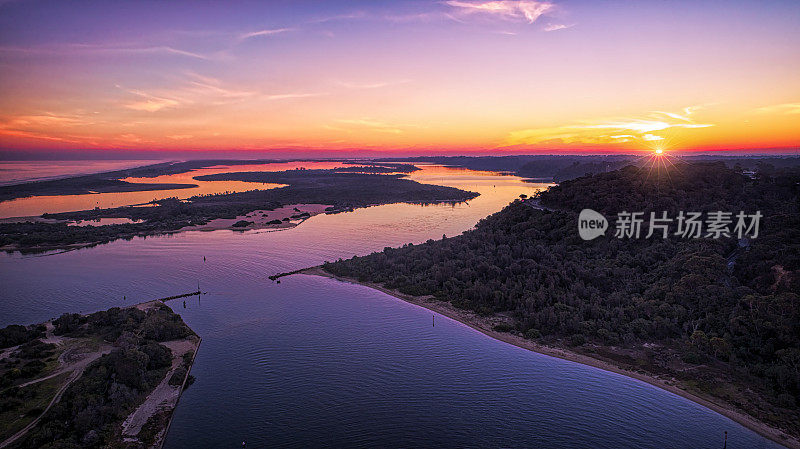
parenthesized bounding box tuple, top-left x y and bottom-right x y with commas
(0, 167, 478, 252)
(323, 162, 800, 447)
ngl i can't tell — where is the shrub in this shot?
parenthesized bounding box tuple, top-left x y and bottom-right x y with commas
(492, 323, 514, 332)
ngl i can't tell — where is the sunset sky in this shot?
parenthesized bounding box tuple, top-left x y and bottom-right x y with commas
(0, 0, 798, 156)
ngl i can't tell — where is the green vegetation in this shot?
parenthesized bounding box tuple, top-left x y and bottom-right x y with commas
(1, 340, 58, 389)
(190, 168, 476, 206)
(335, 162, 421, 173)
(0, 372, 71, 443)
(0, 324, 45, 349)
(324, 162, 800, 437)
(0, 168, 477, 252)
(3, 303, 196, 448)
(0, 178, 196, 202)
(52, 304, 193, 342)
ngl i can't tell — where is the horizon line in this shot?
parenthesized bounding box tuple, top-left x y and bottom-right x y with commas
(2, 147, 799, 161)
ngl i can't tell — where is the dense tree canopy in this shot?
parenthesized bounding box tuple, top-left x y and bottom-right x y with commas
(11, 304, 195, 448)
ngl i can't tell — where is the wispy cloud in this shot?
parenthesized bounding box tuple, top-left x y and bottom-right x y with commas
(265, 92, 326, 101)
(336, 119, 401, 134)
(754, 102, 800, 115)
(118, 87, 181, 112)
(329, 118, 421, 134)
(578, 119, 711, 134)
(116, 133, 146, 144)
(2, 113, 89, 127)
(503, 107, 713, 146)
(384, 11, 447, 23)
(543, 23, 573, 32)
(654, 110, 692, 122)
(446, 1, 554, 23)
(116, 71, 323, 115)
(308, 11, 367, 24)
(183, 73, 257, 100)
(0, 112, 96, 143)
(0, 43, 209, 60)
(239, 28, 293, 40)
(138, 46, 209, 59)
(0, 128, 81, 143)
(335, 79, 412, 90)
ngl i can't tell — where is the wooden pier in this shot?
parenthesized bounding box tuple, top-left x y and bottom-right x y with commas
(268, 267, 312, 281)
(158, 291, 202, 301)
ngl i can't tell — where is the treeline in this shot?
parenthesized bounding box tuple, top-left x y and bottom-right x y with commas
(324, 162, 800, 435)
(378, 155, 800, 182)
(377, 155, 634, 181)
(192, 169, 478, 206)
(12, 304, 195, 448)
(0, 176, 196, 202)
(335, 163, 420, 173)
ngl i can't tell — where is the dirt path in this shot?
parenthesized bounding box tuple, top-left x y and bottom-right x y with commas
(1, 340, 111, 448)
(1, 363, 85, 448)
(16, 348, 107, 388)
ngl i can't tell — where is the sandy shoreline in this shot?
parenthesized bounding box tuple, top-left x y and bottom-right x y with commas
(180, 203, 332, 232)
(0, 299, 199, 449)
(302, 266, 799, 449)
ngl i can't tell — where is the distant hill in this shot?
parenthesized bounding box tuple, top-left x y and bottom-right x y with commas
(379, 154, 800, 182)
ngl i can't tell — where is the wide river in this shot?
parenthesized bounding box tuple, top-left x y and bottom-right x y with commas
(0, 163, 782, 448)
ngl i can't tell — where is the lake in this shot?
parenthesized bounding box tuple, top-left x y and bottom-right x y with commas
(0, 163, 782, 448)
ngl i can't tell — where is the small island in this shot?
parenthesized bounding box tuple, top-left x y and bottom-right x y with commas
(0, 301, 199, 449)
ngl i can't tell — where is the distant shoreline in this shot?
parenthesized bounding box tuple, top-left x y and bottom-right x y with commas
(301, 266, 798, 449)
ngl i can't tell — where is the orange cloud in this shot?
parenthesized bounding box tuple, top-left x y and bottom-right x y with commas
(754, 103, 800, 115)
(503, 108, 714, 147)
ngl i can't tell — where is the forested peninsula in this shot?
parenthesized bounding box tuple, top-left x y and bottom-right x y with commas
(0, 301, 199, 449)
(323, 162, 800, 446)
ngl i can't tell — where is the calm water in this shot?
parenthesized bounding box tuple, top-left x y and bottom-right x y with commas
(0, 164, 782, 448)
(0, 160, 163, 185)
(0, 161, 347, 218)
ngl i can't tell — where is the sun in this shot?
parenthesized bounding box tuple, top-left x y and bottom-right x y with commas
(655, 148, 663, 155)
